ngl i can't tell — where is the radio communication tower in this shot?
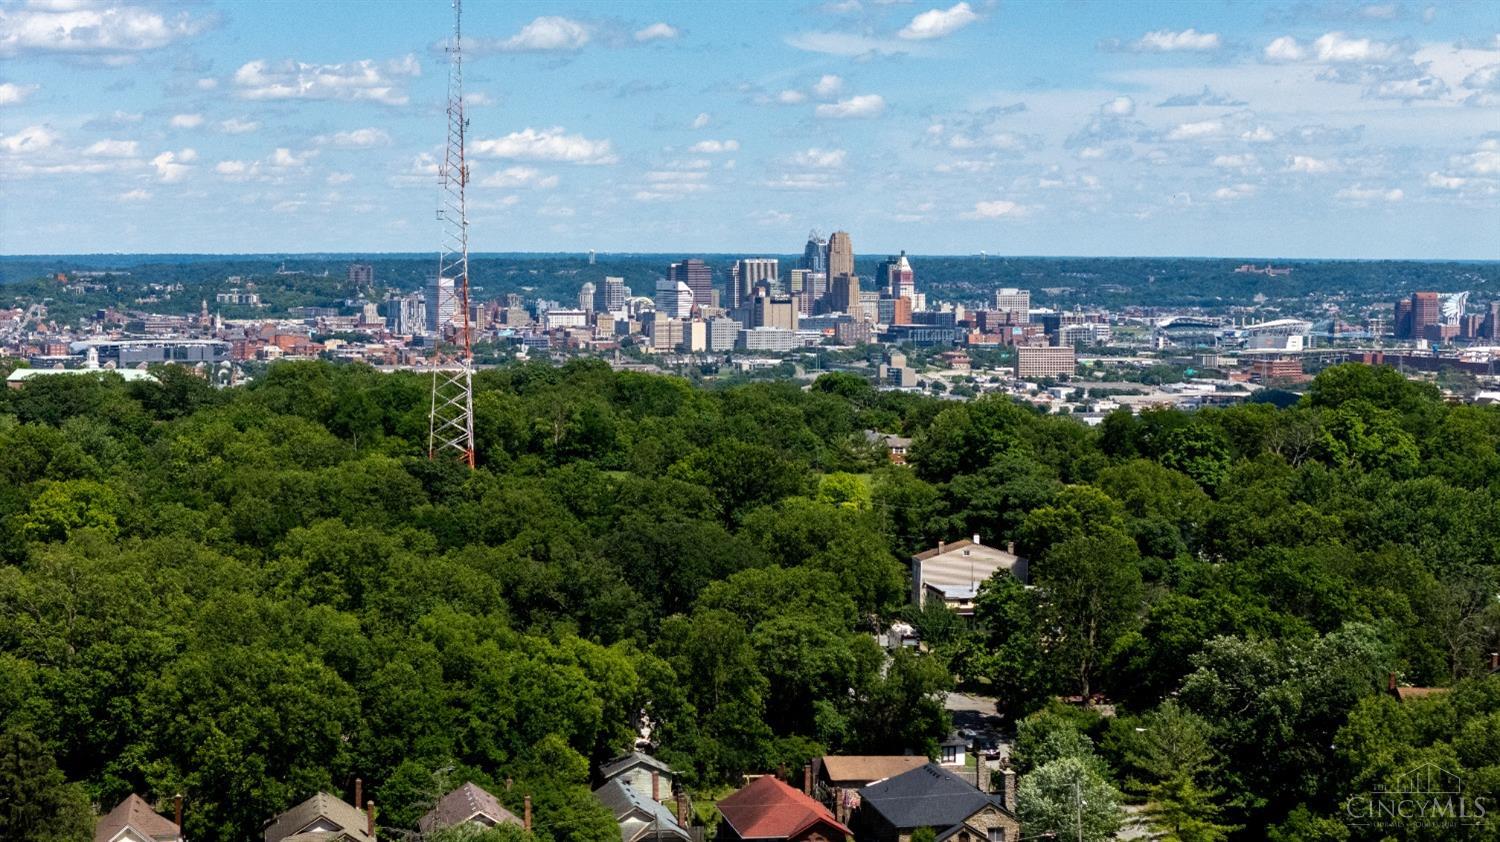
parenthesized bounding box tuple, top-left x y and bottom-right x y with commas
(428, 0, 476, 468)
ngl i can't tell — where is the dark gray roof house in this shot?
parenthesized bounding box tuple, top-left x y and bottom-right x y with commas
(417, 782, 524, 833)
(857, 763, 1019, 842)
(593, 778, 691, 842)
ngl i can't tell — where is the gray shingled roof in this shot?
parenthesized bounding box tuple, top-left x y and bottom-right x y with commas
(600, 751, 675, 781)
(593, 778, 688, 841)
(418, 782, 523, 833)
(858, 763, 1011, 830)
(262, 793, 373, 842)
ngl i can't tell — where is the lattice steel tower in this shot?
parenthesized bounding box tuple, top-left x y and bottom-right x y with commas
(428, 0, 476, 468)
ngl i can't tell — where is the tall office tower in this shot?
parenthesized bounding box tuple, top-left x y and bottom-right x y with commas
(994, 288, 1031, 322)
(827, 231, 854, 280)
(595, 276, 627, 313)
(655, 277, 695, 318)
(730, 258, 778, 308)
(427, 276, 457, 333)
(1410, 291, 1440, 338)
(1484, 301, 1500, 339)
(1394, 299, 1414, 338)
(751, 288, 799, 331)
(669, 259, 714, 309)
(830, 272, 861, 315)
(878, 251, 916, 299)
(390, 293, 426, 334)
(578, 281, 596, 313)
(347, 263, 374, 287)
(800, 230, 828, 273)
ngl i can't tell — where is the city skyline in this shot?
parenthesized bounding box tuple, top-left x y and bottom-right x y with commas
(1, 0, 1499, 258)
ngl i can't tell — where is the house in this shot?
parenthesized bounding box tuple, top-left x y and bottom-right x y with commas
(716, 774, 852, 842)
(600, 751, 677, 805)
(856, 763, 1019, 842)
(815, 756, 931, 824)
(816, 756, 930, 791)
(263, 792, 375, 842)
(937, 734, 967, 767)
(593, 778, 691, 842)
(865, 431, 913, 465)
(95, 794, 183, 842)
(418, 782, 525, 834)
(910, 537, 1027, 617)
(1387, 671, 1449, 702)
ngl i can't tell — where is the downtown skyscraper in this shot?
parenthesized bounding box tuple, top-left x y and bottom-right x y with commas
(827, 231, 854, 280)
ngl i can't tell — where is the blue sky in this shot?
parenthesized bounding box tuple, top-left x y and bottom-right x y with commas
(1, 0, 1497, 258)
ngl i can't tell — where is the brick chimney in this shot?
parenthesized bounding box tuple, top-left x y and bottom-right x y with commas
(1001, 769, 1017, 813)
(976, 756, 984, 792)
(354, 779, 362, 813)
(675, 791, 689, 827)
(652, 770, 660, 803)
(803, 763, 813, 796)
(523, 794, 532, 831)
(972, 533, 981, 545)
(173, 794, 183, 830)
(1491, 652, 1499, 671)
(1388, 671, 1398, 692)
(1006, 541, 1015, 554)
(938, 540, 946, 554)
(365, 801, 375, 839)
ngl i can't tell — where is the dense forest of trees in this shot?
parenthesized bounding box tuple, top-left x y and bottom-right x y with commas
(1, 359, 1497, 841)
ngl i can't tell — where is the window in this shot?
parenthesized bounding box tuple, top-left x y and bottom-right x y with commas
(941, 745, 958, 764)
(988, 829, 1007, 842)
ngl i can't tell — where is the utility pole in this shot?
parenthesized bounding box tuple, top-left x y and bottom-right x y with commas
(428, 0, 476, 468)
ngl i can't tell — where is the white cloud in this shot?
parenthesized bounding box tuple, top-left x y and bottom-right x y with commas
(786, 30, 915, 56)
(471, 126, 618, 164)
(270, 147, 311, 167)
(466, 91, 496, 107)
(1287, 155, 1337, 174)
(1242, 126, 1277, 143)
(150, 148, 195, 182)
(196, 77, 217, 90)
(1264, 36, 1306, 62)
(1313, 32, 1401, 63)
(169, 113, 203, 129)
(760, 173, 839, 190)
(1425, 172, 1465, 189)
(815, 93, 886, 118)
(1101, 96, 1134, 116)
(0, 4, 212, 58)
(314, 128, 391, 148)
(634, 22, 679, 42)
(233, 55, 420, 106)
(1131, 28, 1221, 52)
(498, 16, 590, 52)
(0, 82, 37, 105)
(813, 74, 844, 97)
(215, 160, 250, 176)
(899, 2, 979, 40)
(790, 147, 846, 168)
(691, 112, 711, 129)
(1334, 185, 1403, 202)
(327, 171, 353, 185)
(962, 199, 1027, 219)
(1212, 183, 1256, 200)
(480, 165, 560, 189)
(1371, 76, 1447, 100)
(776, 89, 808, 104)
(117, 188, 151, 202)
(0, 124, 57, 153)
(83, 139, 138, 158)
(218, 118, 259, 135)
(1166, 120, 1223, 141)
(1456, 139, 1500, 175)
(1212, 153, 1257, 169)
(689, 138, 739, 153)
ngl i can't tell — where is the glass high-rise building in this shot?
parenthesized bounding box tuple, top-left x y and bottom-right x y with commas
(669, 259, 714, 309)
(800, 231, 828, 274)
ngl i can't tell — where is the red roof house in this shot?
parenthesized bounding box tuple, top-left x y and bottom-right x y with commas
(717, 775, 851, 842)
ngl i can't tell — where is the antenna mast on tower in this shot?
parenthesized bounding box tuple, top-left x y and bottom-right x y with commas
(429, 0, 475, 468)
